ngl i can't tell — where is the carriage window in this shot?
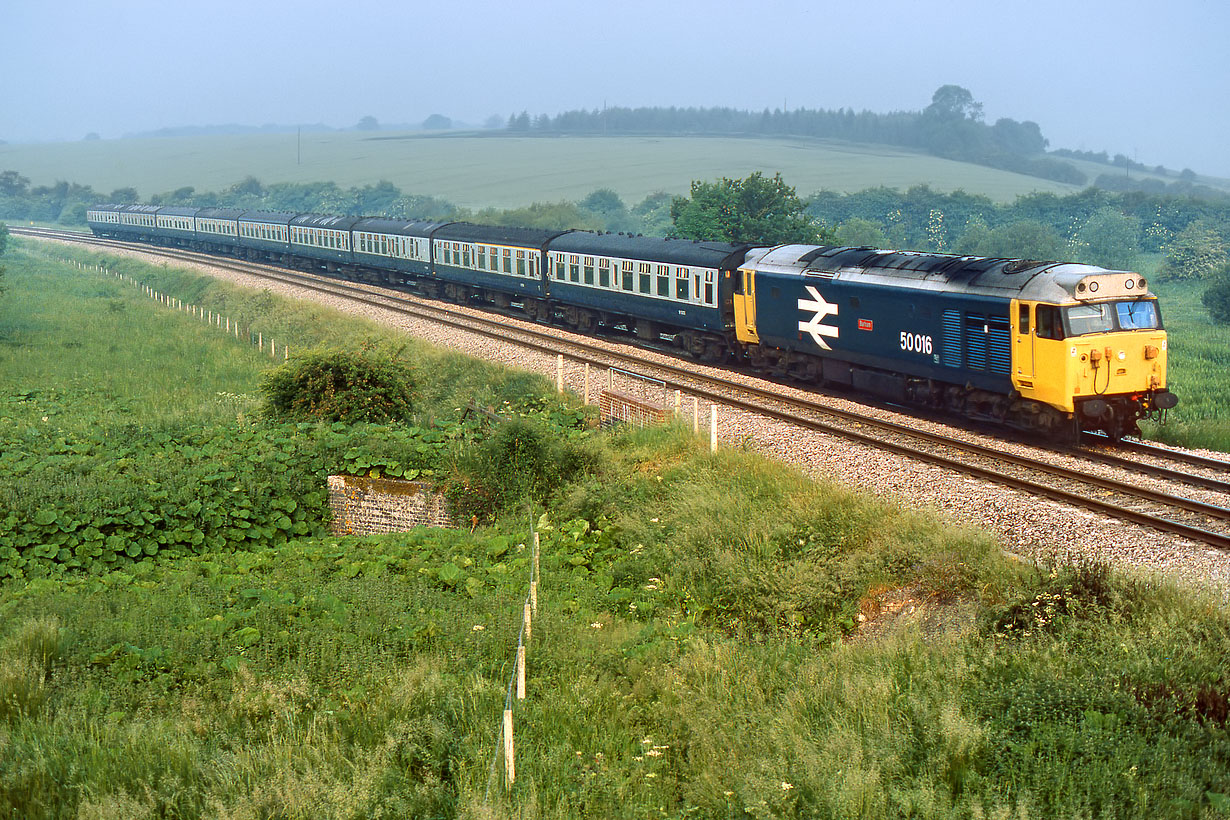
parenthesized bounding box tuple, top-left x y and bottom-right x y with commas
(598, 259, 611, 288)
(502, 249, 512, 273)
(570, 255, 580, 282)
(554, 255, 566, 280)
(516, 251, 526, 276)
(477, 247, 486, 269)
(583, 257, 594, 285)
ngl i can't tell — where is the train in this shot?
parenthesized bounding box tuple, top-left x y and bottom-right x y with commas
(86, 203, 1178, 441)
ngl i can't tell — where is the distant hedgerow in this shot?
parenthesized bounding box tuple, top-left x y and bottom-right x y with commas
(260, 348, 417, 424)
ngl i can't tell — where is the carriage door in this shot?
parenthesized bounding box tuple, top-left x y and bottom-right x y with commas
(1012, 300, 1035, 381)
(732, 269, 760, 344)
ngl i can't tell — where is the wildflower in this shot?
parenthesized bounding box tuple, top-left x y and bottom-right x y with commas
(471, 624, 485, 632)
(590, 622, 603, 629)
(650, 517, 659, 523)
(634, 756, 643, 762)
(724, 791, 734, 798)
(645, 772, 656, 778)
(644, 583, 658, 591)
(781, 782, 793, 791)
(641, 737, 654, 746)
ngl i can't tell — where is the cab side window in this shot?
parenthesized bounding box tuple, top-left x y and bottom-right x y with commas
(1018, 304, 1030, 334)
(1036, 305, 1063, 340)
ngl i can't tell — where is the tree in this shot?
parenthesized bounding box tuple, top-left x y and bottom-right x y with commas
(990, 118, 1047, 155)
(0, 171, 30, 198)
(1202, 262, 1230, 323)
(579, 188, 637, 232)
(1160, 220, 1228, 281)
(669, 172, 831, 245)
(356, 115, 379, 131)
(1074, 207, 1141, 270)
(0, 221, 7, 297)
(960, 219, 1066, 260)
(422, 114, 452, 130)
(109, 187, 139, 204)
(835, 217, 888, 247)
(924, 85, 983, 123)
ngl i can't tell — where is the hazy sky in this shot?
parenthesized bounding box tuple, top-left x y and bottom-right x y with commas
(4, 0, 1228, 176)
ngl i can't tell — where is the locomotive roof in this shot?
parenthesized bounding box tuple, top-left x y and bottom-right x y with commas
(433, 222, 564, 248)
(746, 245, 1155, 303)
(549, 232, 749, 268)
(291, 213, 362, 229)
(352, 217, 450, 237)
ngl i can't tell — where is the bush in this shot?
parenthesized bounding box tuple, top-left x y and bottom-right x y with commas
(260, 347, 417, 424)
(448, 416, 602, 520)
(1202, 263, 1230, 324)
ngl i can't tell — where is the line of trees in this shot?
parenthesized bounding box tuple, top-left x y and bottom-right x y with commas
(507, 86, 1088, 187)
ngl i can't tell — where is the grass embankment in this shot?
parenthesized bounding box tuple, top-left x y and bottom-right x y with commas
(1, 246, 1229, 819)
(1141, 275, 1230, 451)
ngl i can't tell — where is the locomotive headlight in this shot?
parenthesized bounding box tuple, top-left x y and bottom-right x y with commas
(1118, 350, 1126, 361)
(1125, 278, 1134, 289)
(1089, 281, 1099, 292)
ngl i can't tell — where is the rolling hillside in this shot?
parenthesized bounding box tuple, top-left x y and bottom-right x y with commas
(1, 131, 1095, 208)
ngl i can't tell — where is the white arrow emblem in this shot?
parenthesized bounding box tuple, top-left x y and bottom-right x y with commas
(798, 285, 839, 350)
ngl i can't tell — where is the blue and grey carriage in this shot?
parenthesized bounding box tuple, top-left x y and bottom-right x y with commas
(543, 233, 747, 357)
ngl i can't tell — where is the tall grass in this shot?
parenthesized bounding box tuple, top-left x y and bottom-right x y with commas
(1140, 275, 1230, 451)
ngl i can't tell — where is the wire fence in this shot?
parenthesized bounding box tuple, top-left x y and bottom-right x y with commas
(65, 257, 292, 361)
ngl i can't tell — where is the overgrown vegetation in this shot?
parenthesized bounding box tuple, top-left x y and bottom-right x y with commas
(260, 346, 418, 424)
(2, 248, 1229, 818)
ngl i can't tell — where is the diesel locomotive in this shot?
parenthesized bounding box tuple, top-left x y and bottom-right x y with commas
(87, 203, 1177, 440)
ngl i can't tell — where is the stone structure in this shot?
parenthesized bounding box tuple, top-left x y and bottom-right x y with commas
(327, 475, 455, 535)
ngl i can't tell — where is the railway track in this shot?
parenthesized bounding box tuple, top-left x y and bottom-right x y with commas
(22, 226, 1230, 551)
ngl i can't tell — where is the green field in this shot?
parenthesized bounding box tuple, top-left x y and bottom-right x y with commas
(0, 131, 1094, 209)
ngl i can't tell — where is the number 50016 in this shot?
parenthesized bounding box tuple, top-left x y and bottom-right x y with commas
(899, 332, 933, 354)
